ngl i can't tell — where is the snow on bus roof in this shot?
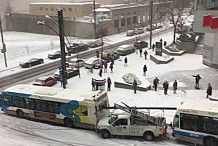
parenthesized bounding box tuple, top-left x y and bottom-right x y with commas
(178, 99, 218, 113)
(3, 84, 103, 102)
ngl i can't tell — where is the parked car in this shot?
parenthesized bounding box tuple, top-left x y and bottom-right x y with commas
(146, 25, 157, 31)
(84, 57, 102, 69)
(126, 30, 135, 36)
(88, 40, 103, 48)
(102, 51, 120, 62)
(48, 50, 68, 59)
(54, 68, 80, 80)
(116, 44, 135, 56)
(48, 51, 61, 59)
(33, 76, 57, 87)
(19, 58, 44, 68)
(134, 28, 144, 34)
(133, 41, 148, 49)
(66, 58, 85, 68)
(67, 43, 89, 54)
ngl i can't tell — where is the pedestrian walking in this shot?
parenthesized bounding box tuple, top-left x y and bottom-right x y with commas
(124, 57, 128, 67)
(133, 79, 137, 94)
(192, 74, 201, 89)
(91, 78, 95, 91)
(143, 64, 147, 76)
(109, 62, 113, 73)
(160, 38, 163, 42)
(206, 83, 212, 98)
(104, 61, 107, 73)
(153, 77, 159, 91)
(163, 80, 169, 95)
(139, 49, 142, 57)
(144, 50, 148, 60)
(152, 44, 155, 51)
(107, 77, 112, 91)
(99, 68, 103, 77)
(164, 41, 167, 47)
(173, 80, 177, 94)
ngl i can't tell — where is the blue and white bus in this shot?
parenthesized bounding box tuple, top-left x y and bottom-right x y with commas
(172, 99, 218, 146)
(0, 84, 110, 129)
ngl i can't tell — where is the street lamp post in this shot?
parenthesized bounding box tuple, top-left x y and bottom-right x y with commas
(149, 0, 153, 49)
(45, 15, 72, 48)
(93, 0, 97, 38)
(0, 15, 7, 67)
(58, 9, 67, 89)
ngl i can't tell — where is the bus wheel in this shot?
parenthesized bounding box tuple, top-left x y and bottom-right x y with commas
(143, 131, 154, 141)
(101, 130, 111, 139)
(64, 118, 74, 128)
(16, 110, 24, 118)
(205, 138, 218, 146)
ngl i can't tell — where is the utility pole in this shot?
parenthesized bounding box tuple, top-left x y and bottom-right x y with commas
(93, 0, 96, 38)
(58, 10, 67, 89)
(0, 15, 7, 67)
(149, 0, 153, 49)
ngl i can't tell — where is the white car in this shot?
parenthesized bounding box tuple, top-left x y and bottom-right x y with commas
(66, 58, 85, 68)
(84, 57, 102, 69)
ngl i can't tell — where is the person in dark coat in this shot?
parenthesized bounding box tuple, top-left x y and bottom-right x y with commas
(91, 78, 95, 91)
(99, 68, 103, 77)
(164, 41, 167, 47)
(193, 74, 201, 89)
(163, 80, 169, 95)
(107, 77, 112, 91)
(96, 50, 99, 58)
(124, 57, 128, 67)
(153, 77, 159, 91)
(139, 48, 143, 57)
(109, 62, 113, 73)
(104, 61, 107, 73)
(173, 80, 178, 94)
(206, 83, 212, 98)
(144, 50, 148, 60)
(152, 44, 155, 51)
(143, 64, 147, 76)
(133, 79, 137, 94)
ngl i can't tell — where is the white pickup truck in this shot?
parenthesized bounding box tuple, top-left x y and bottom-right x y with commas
(96, 113, 166, 141)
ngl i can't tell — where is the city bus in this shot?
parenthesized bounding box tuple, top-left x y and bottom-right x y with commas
(0, 84, 110, 129)
(172, 99, 218, 146)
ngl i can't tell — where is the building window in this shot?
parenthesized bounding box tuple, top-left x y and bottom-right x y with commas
(45, 7, 48, 11)
(63, 7, 66, 11)
(133, 16, 137, 24)
(133, 11, 137, 15)
(121, 18, 126, 26)
(127, 17, 131, 26)
(127, 12, 131, 16)
(69, 7, 72, 11)
(51, 7, 54, 11)
(39, 7, 43, 11)
(114, 19, 119, 27)
(83, 8, 86, 12)
(114, 14, 118, 19)
(32, 7, 36, 11)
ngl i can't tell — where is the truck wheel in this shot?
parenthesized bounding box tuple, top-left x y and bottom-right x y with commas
(205, 138, 218, 146)
(16, 109, 24, 118)
(143, 132, 154, 141)
(101, 130, 111, 139)
(64, 118, 74, 128)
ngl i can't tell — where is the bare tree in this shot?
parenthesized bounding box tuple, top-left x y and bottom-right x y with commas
(166, 0, 194, 44)
(50, 40, 54, 50)
(25, 46, 30, 57)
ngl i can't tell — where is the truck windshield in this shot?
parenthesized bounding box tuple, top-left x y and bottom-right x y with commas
(108, 115, 118, 124)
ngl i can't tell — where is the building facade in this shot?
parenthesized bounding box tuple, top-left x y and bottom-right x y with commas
(193, 0, 218, 68)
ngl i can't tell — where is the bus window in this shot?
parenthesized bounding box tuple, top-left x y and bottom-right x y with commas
(99, 100, 107, 111)
(4, 96, 13, 106)
(173, 115, 179, 128)
(35, 100, 41, 111)
(14, 97, 25, 108)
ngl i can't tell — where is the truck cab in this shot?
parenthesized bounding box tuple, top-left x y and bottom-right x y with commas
(97, 113, 165, 140)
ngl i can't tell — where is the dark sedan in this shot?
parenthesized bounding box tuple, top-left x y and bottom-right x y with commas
(19, 58, 44, 68)
(54, 68, 80, 80)
(102, 51, 120, 62)
(133, 41, 148, 49)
